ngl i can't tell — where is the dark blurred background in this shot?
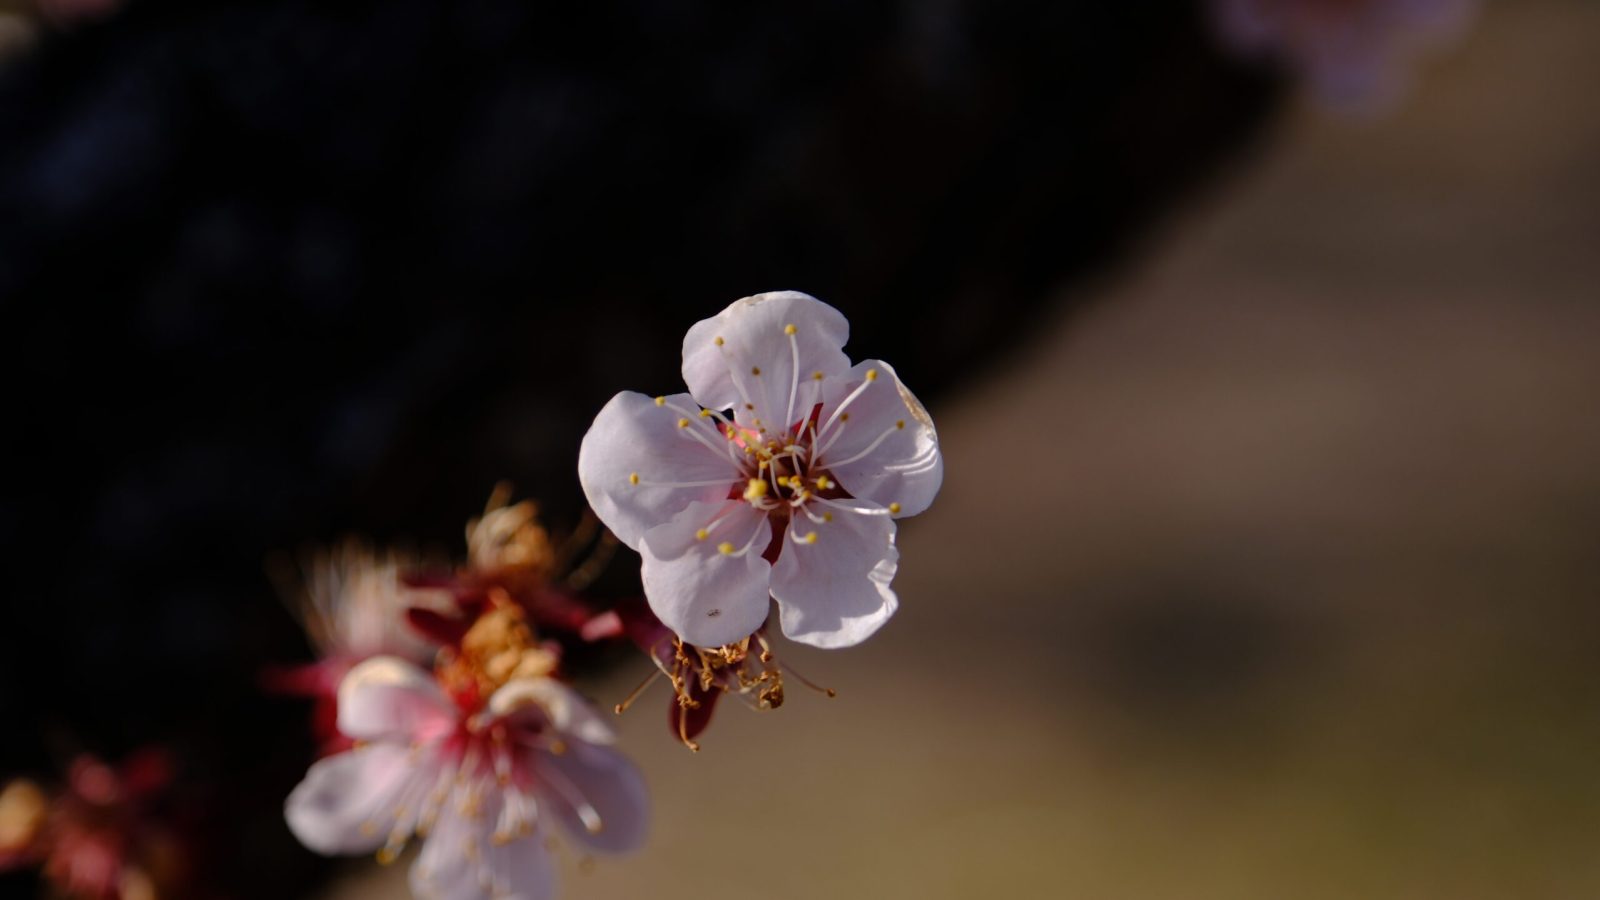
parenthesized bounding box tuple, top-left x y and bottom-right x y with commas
(2, 0, 1597, 898)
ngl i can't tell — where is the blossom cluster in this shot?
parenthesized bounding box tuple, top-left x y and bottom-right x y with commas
(0, 750, 185, 900)
(4, 293, 942, 900)
(279, 292, 941, 899)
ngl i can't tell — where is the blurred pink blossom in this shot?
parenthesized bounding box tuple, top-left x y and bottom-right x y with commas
(0, 750, 189, 900)
(285, 656, 648, 900)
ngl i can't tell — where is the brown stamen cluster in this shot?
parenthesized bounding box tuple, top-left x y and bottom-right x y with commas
(435, 596, 559, 706)
(665, 636, 782, 752)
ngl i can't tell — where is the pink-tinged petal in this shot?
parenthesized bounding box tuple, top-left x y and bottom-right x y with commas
(407, 797, 475, 900)
(336, 657, 457, 742)
(681, 291, 851, 429)
(284, 743, 419, 855)
(578, 391, 738, 550)
(410, 793, 556, 900)
(639, 501, 772, 648)
(535, 741, 650, 855)
(770, 499, 899, 649)
(816, 360, 943, 518)
(487, 678, 616, 746)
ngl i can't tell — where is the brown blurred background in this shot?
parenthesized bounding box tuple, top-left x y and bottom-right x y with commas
(4, 0, 1596, 896)
(484, 3, 1600, 898)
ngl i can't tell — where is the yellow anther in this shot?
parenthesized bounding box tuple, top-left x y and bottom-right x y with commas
(654, 396, 666, 406)
(628, 472, 640, 485)
(376, 847, 399, 866)
(815, 475, 833, 490)
(717, 542, 736, 555)
(784, 324, 797, 335)
(678, 417, 691, 428)
(801, 532, 818, 544)
(751, 366, 762, 376)
(714, 336, 724, 346)
(743, 479, 769, 501)
(699, 409, 712, 417)
(840, 413, 850, 422)
(695, 528, 709, 541)
(813, 371, 824, 381)
(823, 512, 834, 522)
(889, 502, 902, 514)
(866, 369, 879, 382)
(896, 419, 905, 429)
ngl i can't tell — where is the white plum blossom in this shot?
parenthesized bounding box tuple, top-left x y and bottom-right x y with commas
(285, 657, 649, 900)
(578, 291, 942, 650)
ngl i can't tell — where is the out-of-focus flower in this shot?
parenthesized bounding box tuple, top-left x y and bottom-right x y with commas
(1, 750, 190, 900)
(285, 600, 649, 900)
(0, 779, 47, 865)
(267, 542, 452, 753)
(579, 291, 942, 656)
(1211, 0, 1477, 111)
(296, 541, 450, 667)
(448, 486, 624, 642)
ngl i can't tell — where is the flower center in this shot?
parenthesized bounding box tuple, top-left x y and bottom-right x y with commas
(631, 324, 911, 551)
(435, 595, 559, 715)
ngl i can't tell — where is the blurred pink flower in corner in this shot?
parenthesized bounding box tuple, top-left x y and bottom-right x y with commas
(0, 750, 189, 900)
(1211, 0, 1478, 112)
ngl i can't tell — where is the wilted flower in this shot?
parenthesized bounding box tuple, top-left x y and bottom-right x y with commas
(1211, 0, 1476, 111)
(609, 602, 833, 751)
(580, 291, 942, 661)
(285, 599, 648, 900)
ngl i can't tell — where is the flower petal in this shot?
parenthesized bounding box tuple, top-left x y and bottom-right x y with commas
(639, 500, 772, 647)
(284, 743, 419, 855)
(681, 291, 851, 430)
(535, 740, 650, 855)
(336, 657, 457, 742)
(770, 499, 899, 649)
(410, 792, 556, 900)
(487, 677, 616, 746)
(578, 391, 738, 550)
(815, 359, 942, 519)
